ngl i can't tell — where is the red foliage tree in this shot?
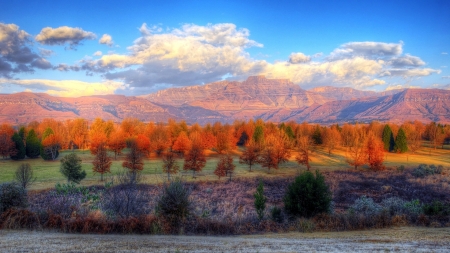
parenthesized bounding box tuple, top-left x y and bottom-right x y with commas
(108, 130, 126, 159)
(172, 131, 191, 156)
(92, 143, 112, 181)
(183, 143, 206, 178)
(239, 140, 260, 172)
(136, 134, 152, 157)
(295, 135, 313, 171)
(42, 134, 62, 161)
(0, 124, 16, 159)
(122, 140, 145, 176)
(162, 151, 179, 181)
(366, 134, 385, 171)
(214, 154, 235, 181)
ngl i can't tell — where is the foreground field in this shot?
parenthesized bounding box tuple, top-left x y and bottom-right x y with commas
(1, 145, 449, 191)
(1, 227, 449, 252)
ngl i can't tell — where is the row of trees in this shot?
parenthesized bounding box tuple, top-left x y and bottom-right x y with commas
(0, 119, 449, 174)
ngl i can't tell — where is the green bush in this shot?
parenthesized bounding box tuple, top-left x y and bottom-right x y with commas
(283, 170, 332, 218)
(412, 164, 443, 178)
(254, 179, 266, 220)
(157, 179, 191, 222)
(0, 182, 27, 213)
(60, 153, 86, 183)
(423, 201, 450, 216)
(270, 206, 283, 223)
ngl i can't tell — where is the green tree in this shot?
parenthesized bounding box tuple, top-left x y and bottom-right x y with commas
(40, 128, 59, 160)
(394, 128, 408, 153)
(10, 132, 25, 160)
(284, 126, 295, 141)
(25, 129, 40, 158)
(18, 126, 26, 142)
(254, 179, 266, 220)
(60, 153, 86, 184)
(312, 125, 323, 145)
(382, 124, 395, 152)
(284, 170, 332, 218)
(252, 125, 265, 146)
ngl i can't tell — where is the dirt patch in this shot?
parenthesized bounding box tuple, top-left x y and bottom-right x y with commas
(1, 227, 450, 252)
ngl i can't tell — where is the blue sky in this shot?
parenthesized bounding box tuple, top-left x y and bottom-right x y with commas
(0, 0, 449, 97)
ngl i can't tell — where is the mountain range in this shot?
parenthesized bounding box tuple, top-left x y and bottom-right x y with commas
(1, 76, 449, 125)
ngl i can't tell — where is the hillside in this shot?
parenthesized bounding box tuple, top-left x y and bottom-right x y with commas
(1, 76, 449, 124)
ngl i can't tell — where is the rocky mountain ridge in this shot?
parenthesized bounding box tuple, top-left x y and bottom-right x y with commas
(1, 76, 449, 124)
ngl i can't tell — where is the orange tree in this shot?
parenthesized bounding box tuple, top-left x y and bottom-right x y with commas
(183, 142, 206, 179)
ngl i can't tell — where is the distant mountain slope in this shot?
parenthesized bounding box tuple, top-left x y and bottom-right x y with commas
(308, 86, 403, 100)
(1, 77, 449, 125)
(0, 92, 229, 124)
(260, 89, 450, 123)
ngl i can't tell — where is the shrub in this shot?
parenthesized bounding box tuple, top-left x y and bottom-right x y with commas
(423, 201, 450, 216)
(412, 164, 443, 178)
(0, 182, 27, 213)
(349, 196, 381, 217)
(15, 163, 36, 189)
(102, 184, 151, 219)
(254, 179, 266, 221)
(284, 170, 332, 218)
(404, 199, 423, 216)
(381, 197, 407, 216)
(60, 153, 86, 184)
(270, 206, 283, 223)
(157, 179, 191, 223)
(396, 165, 405, 173)
(297, 218, 315, 232)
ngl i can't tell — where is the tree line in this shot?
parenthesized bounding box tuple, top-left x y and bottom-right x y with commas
(0, 118, 449, 180)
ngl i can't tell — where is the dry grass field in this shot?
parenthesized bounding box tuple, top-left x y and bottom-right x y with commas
(1, 227, 450, 252)
(0, 145, 449, 191)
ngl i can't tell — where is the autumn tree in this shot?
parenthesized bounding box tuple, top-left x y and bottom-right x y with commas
(200, 130, 217, 150)
(25, 129, 40, 158)
(162, 151, 179, 181)
(341, 123, 356, 148)
(68, 118, 88, 149)
(172, 131, 191, 156)
(108, 130, 126, 159)
(295, 135, 313, 171)
(322, 127, 341, 155)
(394, 128, 408, 153)
(183, 142, 206, 178)
(122, 140, 145, 180)
(11, 132, 25, 160)
(41, 128, 61, 161)
(214, 154, 235, 181)
(136, 134, 152, 157)
(60, 153, 86, 183)
(346, 132, 366, 170)
(239, 140, 260, 172)
(0, 124, 15, 159)
(89, 132, 107, 155)
(258, 132, 291, 172)
(425, 122, 445, 149)
(151, 123, 170, 156)
(92, 143, 112, 181)
(382, 124, 395, 152)
(402, 121, 423, 154)
(365, 134, 385, 171)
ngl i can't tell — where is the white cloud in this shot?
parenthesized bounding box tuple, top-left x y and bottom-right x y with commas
(99, 34, 113, 46)
(0, 78, 124, 97)
(70, 23, 440, 93)
(35, 26, 96, 49)
(388, 54, 425, 68)
(329, 41, 403, 60)
(288, 52, 311, 64)
(442, 76, 450, 79)
(442, 52, 448, 55)
(93, 51, 102, 56)
(380, 68, 441, 78)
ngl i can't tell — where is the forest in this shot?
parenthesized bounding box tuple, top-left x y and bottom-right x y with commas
(0, 118, 449, 235)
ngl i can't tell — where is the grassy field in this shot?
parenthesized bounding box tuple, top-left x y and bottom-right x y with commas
(1, 145, 449, 190)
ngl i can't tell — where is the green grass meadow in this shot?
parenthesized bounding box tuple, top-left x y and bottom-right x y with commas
(1, 145, 449, 190)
